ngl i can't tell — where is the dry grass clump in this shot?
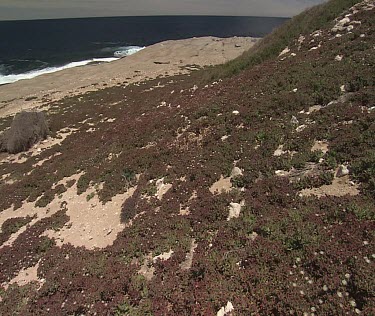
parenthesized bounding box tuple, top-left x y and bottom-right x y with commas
(0, 111, 49, 154)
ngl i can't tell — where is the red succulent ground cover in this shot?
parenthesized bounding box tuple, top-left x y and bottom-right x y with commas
(0, 1, 374, 315)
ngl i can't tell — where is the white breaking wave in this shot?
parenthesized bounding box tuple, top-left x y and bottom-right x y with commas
(0, 45, 145, 85)
(0, 58, 117, 85)
(114, 46, 145, 58)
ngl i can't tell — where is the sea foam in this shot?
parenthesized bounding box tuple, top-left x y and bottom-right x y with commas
(0, 46, 145, 85)
(114, 46, 146, 57)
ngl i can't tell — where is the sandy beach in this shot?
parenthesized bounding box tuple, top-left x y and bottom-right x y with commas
(0, 36, 258, 118)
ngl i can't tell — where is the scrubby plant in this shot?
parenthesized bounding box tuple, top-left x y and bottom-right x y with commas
(0, 111, 49, 154)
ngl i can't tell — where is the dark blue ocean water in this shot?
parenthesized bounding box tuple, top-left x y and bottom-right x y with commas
(0, 16, 288, 84)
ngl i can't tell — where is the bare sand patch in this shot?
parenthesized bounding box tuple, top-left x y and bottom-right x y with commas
(43, 184, 137, 250)
(299, 175, 360, 197)
(0, 37, 258, 118)
(0, 174, 82, 249)
(0, 172, 136, 250)
(2, 260, 44, 291)
(32, 152, 62, 168)
(311, 140, 329, 154)
(210, 175, 232, 194)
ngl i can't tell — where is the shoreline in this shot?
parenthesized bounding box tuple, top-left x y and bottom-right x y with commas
(0, 36, 258, 118)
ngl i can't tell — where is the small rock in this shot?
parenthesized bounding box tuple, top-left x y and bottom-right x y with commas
(296, 124, 307, 133)
(290, 116, 299, 125)
(274, 145, 285, 157)
(335, 55, 343, 61)
(231, 167, 243, 177)
(227, 202, 243, 221)
(275, 170, 289, 177)
(279, 47, 290, 57)
(250, 231, 258, 241)
(191, 85, 198, 92)
(217, 301, 234, 316)
(336, 165, 349, 177)
(338, 17, 351, 26)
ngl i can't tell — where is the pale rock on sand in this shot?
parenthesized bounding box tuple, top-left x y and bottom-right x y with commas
(0, 36, 258, 118)
(227, 201, 245, 221)
(230, 167, 243, 177)
(336, 164, 350, 177)
(210, 166, 245, 194)
(274, 144, 287, 157)
(155, 178, 172, 200)
(335, 55, 344, 61)
(279, 47, 291, 56)
(153, 249, 174, 262)
(217, 301, 234, 316)
(306, 105, 322, 114)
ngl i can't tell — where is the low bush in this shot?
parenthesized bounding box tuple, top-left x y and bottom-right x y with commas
(0, 111, 49, 154)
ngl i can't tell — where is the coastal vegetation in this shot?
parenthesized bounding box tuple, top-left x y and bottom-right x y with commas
(0, 0, 374, 314)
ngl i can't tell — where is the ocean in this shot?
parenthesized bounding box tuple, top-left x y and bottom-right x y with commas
(0, 16, 288, 85)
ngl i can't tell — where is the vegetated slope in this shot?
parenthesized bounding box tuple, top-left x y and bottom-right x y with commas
(0, 0, 374, 315)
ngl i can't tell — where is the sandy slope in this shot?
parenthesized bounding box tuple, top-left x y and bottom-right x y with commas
(0, 36, 258, 118)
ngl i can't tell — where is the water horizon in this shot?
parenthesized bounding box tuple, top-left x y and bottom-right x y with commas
(0, 15, 288, 85)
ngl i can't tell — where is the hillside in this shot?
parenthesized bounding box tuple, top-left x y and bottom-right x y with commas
(0, 0, 374, 315)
